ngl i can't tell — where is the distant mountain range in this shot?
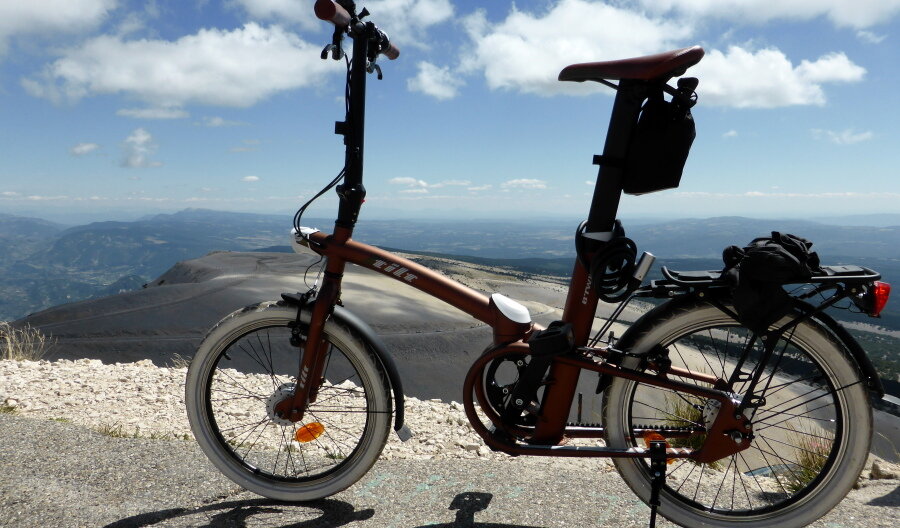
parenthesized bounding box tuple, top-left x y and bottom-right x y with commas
(1, 208, 898, 321)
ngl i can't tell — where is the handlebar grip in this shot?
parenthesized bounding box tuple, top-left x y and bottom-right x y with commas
(314, 0, 351, 26)
(381, 42, 400, 60)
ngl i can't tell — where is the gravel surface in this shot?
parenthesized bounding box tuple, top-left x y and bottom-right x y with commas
(1, 359, 898, 527)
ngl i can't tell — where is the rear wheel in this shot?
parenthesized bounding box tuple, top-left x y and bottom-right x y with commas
(186, 301, 391, 501)
(604, 299, 871, 528)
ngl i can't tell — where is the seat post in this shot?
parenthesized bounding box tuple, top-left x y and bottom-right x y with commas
(584, 80, 645, 242)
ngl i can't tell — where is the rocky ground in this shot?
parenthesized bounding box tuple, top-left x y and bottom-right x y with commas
(0, 358, 604, 467)
(3, 358, 898, 475)
(1, 358, 898, 527)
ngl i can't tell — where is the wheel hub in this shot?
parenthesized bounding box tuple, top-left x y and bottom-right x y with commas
(266, 383, 297, 426)
(702, 393, 746, 429)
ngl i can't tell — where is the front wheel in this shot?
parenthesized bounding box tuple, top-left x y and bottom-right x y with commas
(603, 298, 871, 528)
(185, 301, 391, 501)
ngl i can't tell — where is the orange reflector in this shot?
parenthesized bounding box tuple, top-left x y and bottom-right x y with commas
(643, 431, 674, 464)
(295, 422, 325, 443)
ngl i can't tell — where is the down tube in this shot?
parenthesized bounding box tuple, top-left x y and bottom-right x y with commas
(307, 232, 494, 325)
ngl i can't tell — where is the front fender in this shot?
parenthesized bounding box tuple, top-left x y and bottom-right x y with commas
(281, 293, 410, 439)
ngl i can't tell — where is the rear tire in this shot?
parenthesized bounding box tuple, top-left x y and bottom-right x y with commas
(603, 299, 871, 528)
(186, 301, 391, 501)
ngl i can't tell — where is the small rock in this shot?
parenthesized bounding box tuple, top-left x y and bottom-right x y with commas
(870, 460, 899, 480)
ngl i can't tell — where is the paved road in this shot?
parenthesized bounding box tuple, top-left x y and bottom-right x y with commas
(1, 415, 897, 528)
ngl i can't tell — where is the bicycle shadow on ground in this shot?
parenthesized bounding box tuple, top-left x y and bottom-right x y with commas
(103, 497, 374, 528)
(413, 492, 543, 528)
(866, 484, 900, 507)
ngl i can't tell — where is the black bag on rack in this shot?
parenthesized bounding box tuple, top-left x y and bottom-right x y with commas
(721, 232, 821, 334)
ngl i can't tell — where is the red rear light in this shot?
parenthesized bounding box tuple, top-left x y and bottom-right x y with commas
(870, 281, 891, 317)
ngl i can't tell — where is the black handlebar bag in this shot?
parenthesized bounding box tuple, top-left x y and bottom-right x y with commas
(622, 90, 696, 195)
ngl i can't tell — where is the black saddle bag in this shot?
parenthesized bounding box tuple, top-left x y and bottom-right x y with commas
(622, 89, 696, 195)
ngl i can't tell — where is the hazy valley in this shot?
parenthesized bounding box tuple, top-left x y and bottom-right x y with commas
(1, 208, 898, 391)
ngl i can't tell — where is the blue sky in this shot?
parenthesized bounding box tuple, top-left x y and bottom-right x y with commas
(1, 0, 898, 224)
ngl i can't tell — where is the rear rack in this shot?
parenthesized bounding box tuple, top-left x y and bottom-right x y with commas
(636, 265, 881, 299)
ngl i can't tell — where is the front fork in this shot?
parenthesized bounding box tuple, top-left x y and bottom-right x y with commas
(274, 243, 348, 423)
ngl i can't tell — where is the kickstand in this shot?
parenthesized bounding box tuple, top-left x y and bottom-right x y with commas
(647, 440, 667, 528)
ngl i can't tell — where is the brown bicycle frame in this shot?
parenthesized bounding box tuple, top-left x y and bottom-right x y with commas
(278, 224, 747, 463)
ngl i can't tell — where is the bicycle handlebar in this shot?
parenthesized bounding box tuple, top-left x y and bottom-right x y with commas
(314, 0, 400, 60)
(314, 0, 351, 26)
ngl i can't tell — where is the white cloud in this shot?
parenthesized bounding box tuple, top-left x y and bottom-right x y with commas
(856, 30, 887, 44)
(231, 0, 317, 28)
(233, 0, 454, 46)
(389, 177, 429, 188)
(638, 0, 900, 29)
(408, 62, 464, 100)
(468, 185, 492, 192)
(459, 1, 866, 108)
(363, 0, 454, 46)
(70, 142, 100, 156)
(389, 177, 472, 190)
(795, 52, 866, 83)
(200, 116, 246, 127)
(693, 47, 865, 108)
(121, 128, 161, 168)
(23, 24, 338, 109)
(723, 130, 738, 138)
(117, 107, 190, 119)
(501, 178, 547, 190)
(812, 128, 874, 145)
(242, 175, 260, 182)
(0, 0, 115, 54)
(461, 0, 692, 96)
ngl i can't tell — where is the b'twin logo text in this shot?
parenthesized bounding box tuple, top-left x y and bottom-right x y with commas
(372, 259, 419, 283)
(582, 275, 593, 305)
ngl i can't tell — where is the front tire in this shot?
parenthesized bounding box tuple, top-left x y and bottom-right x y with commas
(604, 298, 871, 528)
(186, 301, 391, 501)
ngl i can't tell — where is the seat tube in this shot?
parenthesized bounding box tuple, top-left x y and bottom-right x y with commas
(585, 80, 644, 236)
(532, 81, 645, 444)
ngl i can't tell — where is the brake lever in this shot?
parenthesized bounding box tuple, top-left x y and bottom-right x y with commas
(321, 26, 345, 61)
(367, 62, 383, 80)
(320, 43, 342, 60)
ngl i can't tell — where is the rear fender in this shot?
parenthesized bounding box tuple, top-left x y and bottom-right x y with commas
(798, 300, 886, 399)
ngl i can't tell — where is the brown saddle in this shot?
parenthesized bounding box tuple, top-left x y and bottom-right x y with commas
(558, 46, 704, 83)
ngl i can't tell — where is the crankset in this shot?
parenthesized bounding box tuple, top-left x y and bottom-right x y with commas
(484, 352, 540, 428)
(464, 343, 551, 440)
